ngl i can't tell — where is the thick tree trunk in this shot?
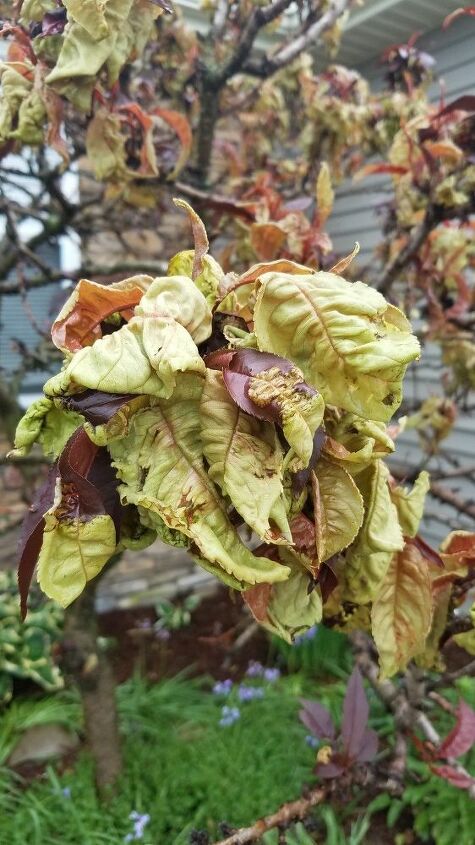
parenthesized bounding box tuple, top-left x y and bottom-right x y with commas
(61, 579, 122, 798)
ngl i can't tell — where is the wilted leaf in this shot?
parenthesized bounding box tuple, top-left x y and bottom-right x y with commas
(17, 466, 59, 620)
(200, 368, 290, 544)
(390, 471, 430, 538)
(173, 198, 209, 280)
(220, 349, 324, 470)
(52, 276, 151, 353)
(250, 222, 286, 261)
(431, 765, 475, 791)
(312, 459, 364, 564)
(329, 242, 360, 275)
(372, 542, 433, 678)
(154, 109, 192, 177)
(443, 7, 475, 29)
(254, 271, 420, 422)
(345, 461, 404, 604)
(109, 387, 290, 589)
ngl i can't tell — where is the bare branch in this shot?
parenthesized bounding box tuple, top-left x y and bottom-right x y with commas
(217, 0, 294, 84)
(211, 785, 327, 845)
(244, 0, 350, 76)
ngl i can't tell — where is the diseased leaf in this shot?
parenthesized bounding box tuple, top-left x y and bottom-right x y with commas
(345, 461, 404, 604)
(443, 7, 475, 30)
(372, 541, 433, 679)
(52, 276, 151, 353)
(390, 470, 430, 538)
(45, 315, 205, 399)
(440, 531, 475, 568)
(167, 250, 224, 306)
(341, 667, 369, 760)
(437, 700, 475, 760)
(37, 511, 117, 607)
(17, 466, 59, 620)
(135, 275, 212, 345)
(109, 384, 290, 589)
(262, 564, 323, 643)
(154, 110, 192, 177)
(221, 349, 325, 470)
(329, 243, 360, 275)
(254, 271, 420, 422)
(312, 459, 364, 563)
(299, 700, 335, 740)
(200, 368, 291, 545)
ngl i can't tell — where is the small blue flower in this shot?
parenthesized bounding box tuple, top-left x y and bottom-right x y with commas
(246, 660, 264, 677)
(213, 679, 233, 696)
(294, 625, 318, 645)
(219, 705, 240, 726)
(305, 735, 319, 748)
(61, 786, 71, 798)
(125, 811, 150, 841)
(238, 684, 265, 702)
(263, 667, 280, 683)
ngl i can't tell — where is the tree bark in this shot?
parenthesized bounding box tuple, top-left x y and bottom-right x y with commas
(61, 579, 122, 798)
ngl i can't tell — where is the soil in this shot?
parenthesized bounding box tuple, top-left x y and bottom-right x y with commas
(98, 587, 271, 684)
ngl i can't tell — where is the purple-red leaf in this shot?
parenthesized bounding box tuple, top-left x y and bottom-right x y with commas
(292, 425, 325, 495)
(299, 700, 336, 740)
(41, 9, 67, 36)
(356, 728, 379, 763)
(341, 667, 370, 760)
(438, 700, 475, 760)
(62, 389, 136, 426)
(431, 764, 475, 791)
(315, 761, 345, 779)
(317, 561, 338, 604)
(17, 466, 59, 621)
(437, 96, 475, 118)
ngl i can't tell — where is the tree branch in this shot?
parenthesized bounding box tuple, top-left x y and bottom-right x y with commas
(211, 785, 327, 845)
(376, 208, 435, 296)
(243, 0, 350, 77)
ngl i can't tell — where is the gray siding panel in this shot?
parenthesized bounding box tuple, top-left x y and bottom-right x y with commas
(328, 15, 475, 547)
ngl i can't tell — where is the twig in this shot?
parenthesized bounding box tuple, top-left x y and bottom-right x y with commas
(244, 0, 350, 76)
(376, 208, 435, 296)
(211, 785, 326, 844)
(431, 659, 475, 689)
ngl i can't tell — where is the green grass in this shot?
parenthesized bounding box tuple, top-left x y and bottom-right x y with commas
(0, 674, 325, 844)
(2, 673, 475, 845)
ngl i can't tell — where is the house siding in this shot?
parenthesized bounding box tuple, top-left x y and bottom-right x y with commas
(327, 15, 475, 546)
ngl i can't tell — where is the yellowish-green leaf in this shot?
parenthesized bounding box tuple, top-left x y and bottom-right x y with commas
(37, 509, 116, 607)
(265, 565, 322, 644)
(11, 398, 83, 458)
(316, 162, 334, 226)
(136, 275, 212, 345)
(44, 316, 205, 399)
(167, 250, 224, 306)
(109, 385, 290, 588)
(344, 461, 404, 603)
(254, 271, 420, 422)
(372, 542, 433, 679)
(390, 470, 430, 538)
(200, 369, 291, 544)
(313, 458, 364, 563)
